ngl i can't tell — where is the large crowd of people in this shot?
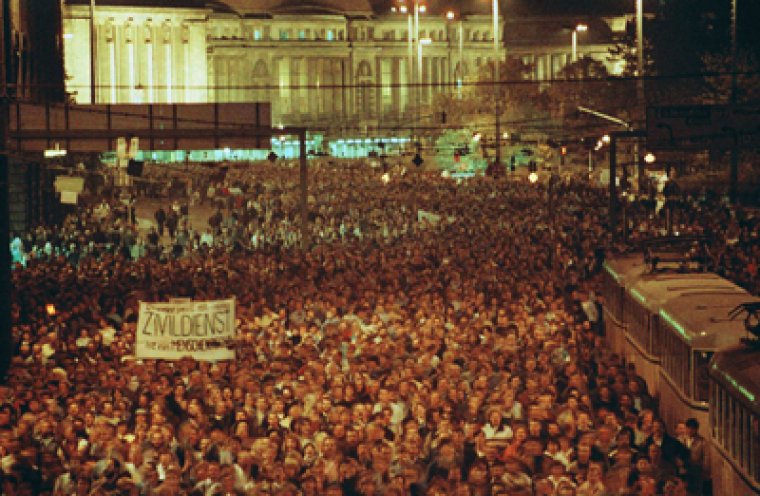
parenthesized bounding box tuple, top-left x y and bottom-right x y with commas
(2, 159, 755, 495)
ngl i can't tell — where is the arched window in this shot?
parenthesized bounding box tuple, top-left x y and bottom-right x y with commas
(355, 61, 374, 118)
(252, 59, 270, 104)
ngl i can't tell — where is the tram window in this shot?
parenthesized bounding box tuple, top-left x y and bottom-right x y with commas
(718, 386, 726, 446)
(734, 401, 747, 468)
(710, 383, 718, 440)
(681, 340, 689, 393)
(725, 395, 733, 456)
(743, 408, 752, 473)
(752, 415, 760, 483)
(732, 399, 740, 460)
(726, 392, 733, 453)
(694, 351, 712, 402)
(664, 330, 688, 395)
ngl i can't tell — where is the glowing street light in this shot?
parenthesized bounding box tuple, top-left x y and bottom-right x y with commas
(528, 172, 539, 183)
(644, 152, 656, 164)
(572, 24, 588, 62)
(445, 9, 464, 99)
(44, 143, 67, 158)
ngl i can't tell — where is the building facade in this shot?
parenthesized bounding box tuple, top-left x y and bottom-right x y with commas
(60, 0, 631, 134)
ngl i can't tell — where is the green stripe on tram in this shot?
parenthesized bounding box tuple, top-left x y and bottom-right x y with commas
(712, 363, 756, 403)
(660, 309, 690, 342)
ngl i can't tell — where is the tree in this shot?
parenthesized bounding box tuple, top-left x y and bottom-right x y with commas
(607, 26, 656, 79)
(701, 50, 760, 104)
(465, 56, 545, 130)
(542, 57, 632, 132)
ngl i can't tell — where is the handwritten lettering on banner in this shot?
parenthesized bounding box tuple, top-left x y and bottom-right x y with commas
(136, 299, 236, 360)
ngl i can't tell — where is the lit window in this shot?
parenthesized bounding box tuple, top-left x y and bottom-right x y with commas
(326, 30, 334, 41)
(254, 29, 262, 41)
(298, 30, 306, 40)
(280, 30, 289, 40)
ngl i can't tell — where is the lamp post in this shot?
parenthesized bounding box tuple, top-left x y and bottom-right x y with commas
(394, 1, 426, 133)
(635, 0, 646, 193)
(492, 0, 502, 168)
(392, 1, 425, 121)
(729, 0, 738, 203)
(446, 10, 464, 100)
(571, 24, 587, 62)
(416, 3, 427, 110)
(90, 0, 96, 103)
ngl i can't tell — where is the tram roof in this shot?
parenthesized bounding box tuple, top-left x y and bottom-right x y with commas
(603, 254, 648, 288)
(659, 290, 760, 349)
(710, 345, 760, 412)
(628, 272, 732, 314)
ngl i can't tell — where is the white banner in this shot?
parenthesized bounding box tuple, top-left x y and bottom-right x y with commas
(136, 299, 236, 361)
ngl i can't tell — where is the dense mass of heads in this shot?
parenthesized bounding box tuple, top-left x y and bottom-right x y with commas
(3, 162, 748, 495)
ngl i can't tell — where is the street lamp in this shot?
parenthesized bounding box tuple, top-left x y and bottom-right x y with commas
(492, 0, 503, 168)
(90, 0, 97, 103)
(418, 37, 432, 86)
(644, 152, 656, 164)
(571, 24, 588, 62)
(392, 1, 425, 119)
(445, 10, 464, 99)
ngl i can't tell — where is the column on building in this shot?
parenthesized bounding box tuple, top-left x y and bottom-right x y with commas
(391, 57, 401, 116)
(307, 58, 318, 119)
(120, 19, 134, 102)
(274, 56, 289, 117)
(252, 58, 270, 107)
(159, 20, 173, 103)
(143, 20, 155, 102)
(398, 56, 408, 116)
(420, 55, 428, 104)
(182, 20, 207, 103)
(97, 17, 116, 103)
(341, 57, 350, 121)
(214, 55, 227, 102)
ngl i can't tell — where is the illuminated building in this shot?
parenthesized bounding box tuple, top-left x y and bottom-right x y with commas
(58, 0, 633, 136)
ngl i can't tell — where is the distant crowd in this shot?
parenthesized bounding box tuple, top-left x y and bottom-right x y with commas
(1, 160, 752, 495)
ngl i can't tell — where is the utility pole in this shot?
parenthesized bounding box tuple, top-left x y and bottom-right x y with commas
(493, 0, 502, 169)
(729, 0, 738, 204)
(635, 0, 645, 193)
(90, 0, 96, 104)
(1, 0, 12, 381)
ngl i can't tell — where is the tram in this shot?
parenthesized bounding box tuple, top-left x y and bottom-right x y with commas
(601, 239, 760, 489)
(709, 342, 760, 495)
(601, 254, 648, 359)
(653, 282, 756, 438)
